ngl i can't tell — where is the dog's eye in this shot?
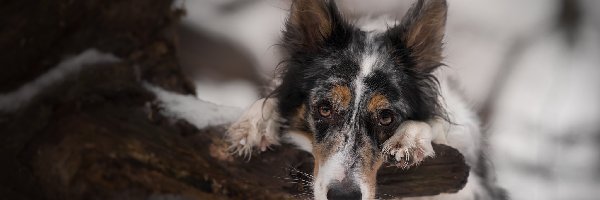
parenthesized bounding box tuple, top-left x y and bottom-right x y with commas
(318, 102, 332, 117)
(378, 109, 394, 126)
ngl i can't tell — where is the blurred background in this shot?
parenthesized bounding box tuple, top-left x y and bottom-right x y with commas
(175, 0, 600, 199)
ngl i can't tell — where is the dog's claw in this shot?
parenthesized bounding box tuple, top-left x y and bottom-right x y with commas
(382, 121, 435, 168)
(226, 98, 281, 158)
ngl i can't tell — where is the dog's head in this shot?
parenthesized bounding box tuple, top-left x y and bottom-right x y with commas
(276, 0, 447, 199)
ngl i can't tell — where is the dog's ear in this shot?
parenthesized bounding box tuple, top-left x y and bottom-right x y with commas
(388, 0, 447, 73)
(283, 0, 349, 52)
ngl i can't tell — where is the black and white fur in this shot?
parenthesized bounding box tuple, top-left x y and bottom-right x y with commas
(227, 0, 505, 199)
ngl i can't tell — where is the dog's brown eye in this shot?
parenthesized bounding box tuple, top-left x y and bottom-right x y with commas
(318, 103, 332, 117)
(378, 109, 394, 126)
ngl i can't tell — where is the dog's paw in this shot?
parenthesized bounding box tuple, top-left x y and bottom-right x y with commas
(382, 121, 435, 169)
(226, 98, 281, 158)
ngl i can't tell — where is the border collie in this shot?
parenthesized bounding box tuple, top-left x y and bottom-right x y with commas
(227, 0, 505, 199)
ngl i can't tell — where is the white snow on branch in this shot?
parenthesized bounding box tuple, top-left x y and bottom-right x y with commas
(0, 49, 120, 112)
(194, 80, 259, 109)
(144, 83, 243, 129)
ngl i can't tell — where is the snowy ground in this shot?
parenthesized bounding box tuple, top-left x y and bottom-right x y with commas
(175, 0, 600, 199)
(487, 9, 600, 200)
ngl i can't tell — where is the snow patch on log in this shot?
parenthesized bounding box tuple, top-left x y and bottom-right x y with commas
(0, 49, 120, 112)
(145, 83, 243, 129)
(194, 80, 259, 109)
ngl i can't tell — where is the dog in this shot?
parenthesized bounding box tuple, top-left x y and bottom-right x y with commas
(227, 0, 505, 199)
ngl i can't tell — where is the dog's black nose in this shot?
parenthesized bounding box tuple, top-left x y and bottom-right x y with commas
(326, 179, 361, 200)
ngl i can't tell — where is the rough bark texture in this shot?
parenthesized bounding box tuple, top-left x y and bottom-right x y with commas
(0, 0, 469, 199)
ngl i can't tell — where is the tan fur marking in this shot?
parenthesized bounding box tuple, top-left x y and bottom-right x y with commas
(331, 85, 351, 109)
(357, 135, 383, 199)
(313, 145, 324, 178)
(289, 104, 315, 144)
(290, 104, 306, 128)
(405, 4, 446, 48)
(289, 0, 332, 48)
(361, 158, 383, 198)
(400, 0, 447, 72)
(367, 93, 390, 113)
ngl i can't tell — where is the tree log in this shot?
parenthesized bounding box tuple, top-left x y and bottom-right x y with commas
(0, 0, 469, 199)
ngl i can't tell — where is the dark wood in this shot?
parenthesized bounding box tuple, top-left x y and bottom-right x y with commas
(0, 0, 469, 199)
(377, 144, 470, 197)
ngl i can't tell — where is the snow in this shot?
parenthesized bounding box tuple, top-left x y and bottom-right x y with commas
(194, 80, 259, 109)
(489, 23, 600, 200)
(144, 83, 243, 129)
(444, 0, 558, 107)
(174, 0, 288, 76)
(0, 49, 120, 112)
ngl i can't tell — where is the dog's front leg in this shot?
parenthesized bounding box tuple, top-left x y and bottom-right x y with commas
(227, 98, 281, 157)
(382, 120, 436, 168)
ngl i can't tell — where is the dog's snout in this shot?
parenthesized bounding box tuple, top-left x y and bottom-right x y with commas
(326, 179, 361, 200)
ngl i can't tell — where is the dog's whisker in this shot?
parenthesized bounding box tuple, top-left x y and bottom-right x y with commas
(292, 192, 313, 200)
(273, 170, 315, 188)
(293, 173, 313, 179)
(377, 192, 395, 200)
(286, 167, 315, 179)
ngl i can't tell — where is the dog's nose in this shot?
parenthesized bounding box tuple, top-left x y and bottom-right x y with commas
(326, 179, 361, 200)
